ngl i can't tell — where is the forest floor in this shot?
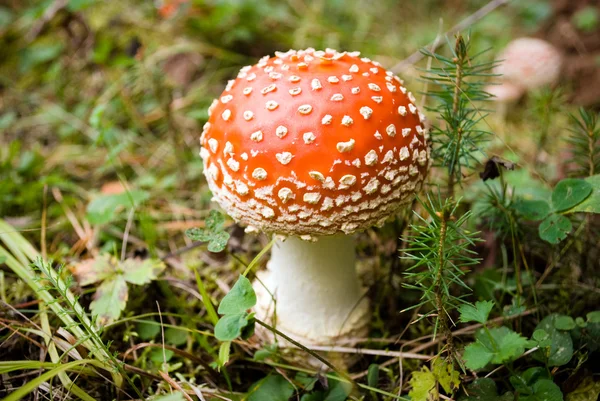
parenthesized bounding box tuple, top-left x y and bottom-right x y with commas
(0, 0, 599, 400)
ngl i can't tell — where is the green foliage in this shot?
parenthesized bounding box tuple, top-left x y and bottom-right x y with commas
(253, 344, 278, 362)
(0, 141, 67, 217)
(512, 176, 598, 244)
(572, 7, 599, 33)
(409, 367, 437, 401)
(459, 300, 494, 324)
(367, 364, 379, 388)
(247, 374, 295, 401)
(149, 348, 174, 364)
(185, 210, 230, 252)
(459, 378, 514, 401)
(513, 199, 551, 221)
(566, 378, 600, 401)
(187, 1, 293, 49)
(514, 0, 553, 30)
(532, 314, 574, 367)
(433, 358, 461, 394)
(218, 275, 257, 315)
(19, 41, 64, 73)
(298, 377, 352, 401)
(67, 0, 95, 12)
(214, 275, 257, 341)
(90, 276, 128, 325)
(409, 358, 460, 401)
(86, 189, 150, 225)
(568, 175, 600, 213)
(477, 115, 599, 242)
(587, 311, 600, 323)
(152, 393, 185, 401)
(522, 379, 562, 401)
(218, 341, 231, 367)
(538, 214, 572, 244)
(551, 179, 593, 212)
(72, 254, 166, 324)
(215, 313, 254, 341)
(554, 316, 576, 331)
(164, 328, 188, 346)
(510, 368, 563, 401)
(463, 326, 528, 370)
(137, 320, 161, 341)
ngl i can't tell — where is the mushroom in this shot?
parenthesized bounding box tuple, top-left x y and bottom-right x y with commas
(199, 48, 430, 349)
(486, 38, 562, 115)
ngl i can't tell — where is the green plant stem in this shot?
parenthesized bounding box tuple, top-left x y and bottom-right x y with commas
(242, 237, 275, 277)
(447, 53, 464, 199)
(192, 264, 219, 326)
(482, 324, 499, 351)
(254, 319, 351, 381)
(588, 126, 596, 177)
(433, 209, 455, 360)
(537, 105, 551, 155)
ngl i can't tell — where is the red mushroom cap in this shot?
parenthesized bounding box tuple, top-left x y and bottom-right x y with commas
(200, 48, 430, 237)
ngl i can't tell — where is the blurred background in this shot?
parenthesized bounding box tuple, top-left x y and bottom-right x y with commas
(1, 0, 599, 226)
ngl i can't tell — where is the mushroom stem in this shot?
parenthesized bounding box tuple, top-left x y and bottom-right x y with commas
(254, 235, 370, 345)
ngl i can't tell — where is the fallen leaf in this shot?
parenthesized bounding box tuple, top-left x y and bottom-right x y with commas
(70, 253, 116, 286)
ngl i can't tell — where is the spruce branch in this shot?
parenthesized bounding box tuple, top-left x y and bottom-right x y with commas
(402, 192, 482, 360)
(565, 108, 599, 178)
(421, 34, 496, 197)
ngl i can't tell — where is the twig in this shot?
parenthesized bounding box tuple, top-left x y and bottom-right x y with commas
(160, 241, 206, 261)
(156, 301, 168, 371)
(122, 342, 218, 382)
(158, 371, 194, 401)
(41, 185, 48, 260)
(254, 319, 351, 382)
(305, 345, 429, 360)
(390, 0, 511, 72)
(409, 308, 536, 354)
(484, 346, 539, 378)
(51, 187, 94, 253)
(26, 0, 68, 42)
(121, 208, 136, 261)
(351, 308, 536, 380)
(420, 18, 445, 109)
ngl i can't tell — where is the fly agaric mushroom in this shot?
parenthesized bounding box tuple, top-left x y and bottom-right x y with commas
(199, 48, 430, 348)
(486, 38, 562, 110)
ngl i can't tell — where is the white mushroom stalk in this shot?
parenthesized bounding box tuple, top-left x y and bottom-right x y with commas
(199, 48, 430, 352)
(254, 235, 370, 344)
